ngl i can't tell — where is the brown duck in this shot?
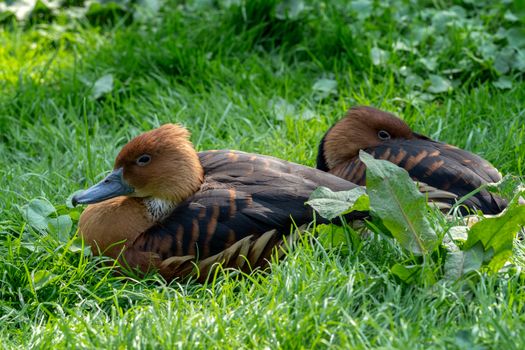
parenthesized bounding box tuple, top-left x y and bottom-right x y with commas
(316, 106, 507, 214)
(72, 124, 367, 281)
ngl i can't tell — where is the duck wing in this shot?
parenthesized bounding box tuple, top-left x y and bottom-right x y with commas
(329, 139, 506, 214)
(128, 150, 365, 261)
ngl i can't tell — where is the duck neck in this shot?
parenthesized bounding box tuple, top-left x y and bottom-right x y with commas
(142, 155, 204, 221)
(143, 197, 179, 221)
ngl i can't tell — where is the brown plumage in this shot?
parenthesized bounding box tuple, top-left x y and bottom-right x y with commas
(316, 106, 507, 214)
(73, 124, 366, 282)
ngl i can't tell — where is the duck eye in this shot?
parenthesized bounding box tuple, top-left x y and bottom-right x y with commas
(136, 154, 151, 166)
(378, 130, 391, 140)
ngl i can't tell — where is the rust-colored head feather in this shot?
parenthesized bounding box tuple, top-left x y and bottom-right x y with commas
(321, 106, 415, 169)
(115, 124, 204, 203)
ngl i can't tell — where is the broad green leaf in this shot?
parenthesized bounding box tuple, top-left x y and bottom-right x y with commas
(493, 76, 513, 90)
(406, 91, 435, 104)
(0, 10, 15, 23)
(275, 0, 305, 20)
(393, 40, 416, 53)
(444, 243, 484, 280)
(297, 108, 315, 120)
(504, 11, 519, 22)
(134, 0, 161, 21)
(68, 210, 81, 221)
(463, 203, 525, 272)
(419, 57, 437, 71)
(494, 47, 515, 74)
(32, 269, 58, 290)
(513, 49, 525, 72)
(48, 215, 73, 243)
(69, 238, 92, 255)
(312, 78, 338, 100)
(23, 199, 56, 231)
(442, 226, 468, 253)
(370, 47, 389, 65)
(23, 199, 74, 240)
(391, 263, 436, 285)
(427, 74, 452, 93)
(448, 226, 469, 242)
(494, 59, 510, 75)
(360, 151, 438, 255)
(432, 10, 460, 32)
(312, 78, 337, 94)
(269, 97, 295, 121)
(349, 0, 372, 20)
(0, 0, 35, 20)
(453, 330, 485, 350)
(268, 98, 315, 121)
(86, 1, 128, 24)
(391, 263, 420, 283)
(315, 224, 350, 251)
(506, 27, 525, 48)
(479, 41, 497, 61)
(405, 73, 424, 88)
(92, 74, 114, 99)
(307, 186, 369, 220)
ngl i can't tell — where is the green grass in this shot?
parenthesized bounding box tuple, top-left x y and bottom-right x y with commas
(1, 0, 525, 348)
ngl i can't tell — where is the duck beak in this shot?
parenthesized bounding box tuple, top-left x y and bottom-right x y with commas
(72, 168, 134, 206)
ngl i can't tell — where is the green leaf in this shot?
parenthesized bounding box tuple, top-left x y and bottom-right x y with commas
(360, 151, 439, 255)
(23, 199, 56, 231)
(405, 73, 424, 88)
(312, 78, 337, 95)
(431, 10, 461, 32)
(462, 203, 525, 272)
(269, 97, 295, 121)
(48, 215, 73, 243)
(86, 1, 129, 25)
(391, 263, 436, 285)
(506, 27, 525, 48)
(349, 0, 372, 20)
(0, 10, 16, 23)
(312, 78, 338, 100)
(504, 11, 519, 22)
(315, 224, 350, 251)
(493, 76, 513, 90)
(69, 238, 92, 255)
(370, 47, 389, 65)
(68, 210, 81, 221)
(275, 0, 305, 20)
(448, 226, 469, 242)
(514, 49, 525, 72)
(493, 47, 515, 74)
(442, 226, 468, 253)
(134, 0, 161, 21)
(0, 0, 35, 21)
(307, 186, 369, 220)
(390, 263, 420, 283)
(453, 329, 485, 350)
(32, 269, 58, 290)
(427, 74, 452, 93)
(444, 244, 484, 280)
(92, 74, 114, 99)
(419, 57, 437, 71)
(22, 199, 74, 240)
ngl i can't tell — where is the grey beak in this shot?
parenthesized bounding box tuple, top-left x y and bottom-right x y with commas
(72, 168, 134, 206)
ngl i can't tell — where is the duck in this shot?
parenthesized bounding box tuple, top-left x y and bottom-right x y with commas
(72, 123, 367, 282)
(316, 106, 507, 214)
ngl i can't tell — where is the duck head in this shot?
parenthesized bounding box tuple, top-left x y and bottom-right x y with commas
(317, 106, 417, 170)
(73, 124, 204, 208)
